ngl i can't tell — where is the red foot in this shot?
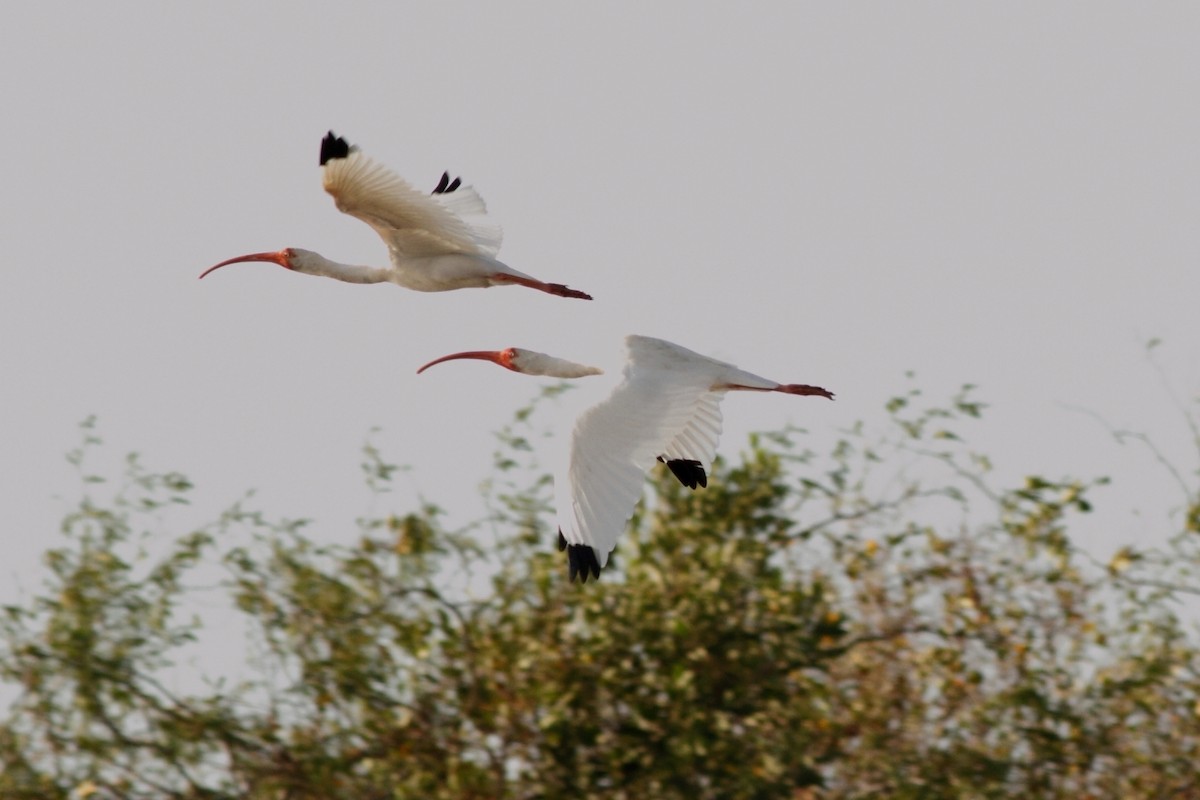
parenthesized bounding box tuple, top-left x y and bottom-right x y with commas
(492, 274, 593, 300)
(546, 283, 593, 300)
(777, 383, 835, 400)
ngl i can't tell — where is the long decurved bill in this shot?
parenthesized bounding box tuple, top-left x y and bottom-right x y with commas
(416, 351, 508, 374)
(199, 250, 291, 279)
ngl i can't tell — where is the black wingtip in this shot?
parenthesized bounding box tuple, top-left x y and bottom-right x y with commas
(659, 457, 708, 490)
(319, 131, 352, 166)
(564, 542, 602, 584)
(558, 528, 601, 582)
(432, 171, 463, 195)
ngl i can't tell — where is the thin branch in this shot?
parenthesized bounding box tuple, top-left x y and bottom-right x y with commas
(1061, 402, 1194, 504)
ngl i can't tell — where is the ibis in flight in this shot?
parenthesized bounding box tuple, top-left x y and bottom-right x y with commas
(200, 132, 592, 300)
(417, 335, 833, 582)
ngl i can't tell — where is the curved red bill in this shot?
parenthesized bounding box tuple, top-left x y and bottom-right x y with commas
(416, 350, 511, 374)
(198, 250, 291, 279)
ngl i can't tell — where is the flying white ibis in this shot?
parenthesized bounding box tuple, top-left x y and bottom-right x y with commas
(417, 335, 833, 582)
(200, 132, 592, 300)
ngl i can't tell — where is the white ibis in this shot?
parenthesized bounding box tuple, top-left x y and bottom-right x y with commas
(417, 335, 833, 582)
(200, 132, 592, 300)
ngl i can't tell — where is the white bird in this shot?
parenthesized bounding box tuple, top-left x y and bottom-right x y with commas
(200, 132, 592, 300)
(417, 335, 833, 582)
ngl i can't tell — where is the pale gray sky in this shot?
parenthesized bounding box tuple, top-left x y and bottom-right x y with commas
(2, 4, 1198, 600)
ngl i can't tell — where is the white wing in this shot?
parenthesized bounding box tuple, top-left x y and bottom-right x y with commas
(321, 145, 503, 259)
(659, 390, 724, 467)
(556, 336, 742, 575)
(655, 340, 785, 467)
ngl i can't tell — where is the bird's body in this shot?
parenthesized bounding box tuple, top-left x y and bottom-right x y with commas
(373, 252, 545, 294)
(200, 132, 591, 300)
(418, 335, 833, 582)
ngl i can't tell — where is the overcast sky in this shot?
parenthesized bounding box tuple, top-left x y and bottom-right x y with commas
(2, 4, 1198, 602)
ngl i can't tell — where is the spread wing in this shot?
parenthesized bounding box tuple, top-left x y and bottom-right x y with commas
(555, 336, 734, 578)
(319, 133, 503, 259)
(659, 390, 724, 469)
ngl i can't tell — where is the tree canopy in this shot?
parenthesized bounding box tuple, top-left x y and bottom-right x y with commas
(2, 383, 1198, 799)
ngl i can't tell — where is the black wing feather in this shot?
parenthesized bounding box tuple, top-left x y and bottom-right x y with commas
(658, 457, 708, 490)
(559, 529, 601, 583)
(432, 172, 464, 195)
(319, 131, 352, 166)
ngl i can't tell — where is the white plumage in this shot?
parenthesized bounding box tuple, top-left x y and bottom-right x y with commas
(418, 335, 834, 582)
(200, 132, 591, 300)
(321, 136, 503, 261)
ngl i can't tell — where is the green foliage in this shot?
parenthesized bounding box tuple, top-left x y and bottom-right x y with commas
(2, 388, 1199, 799)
